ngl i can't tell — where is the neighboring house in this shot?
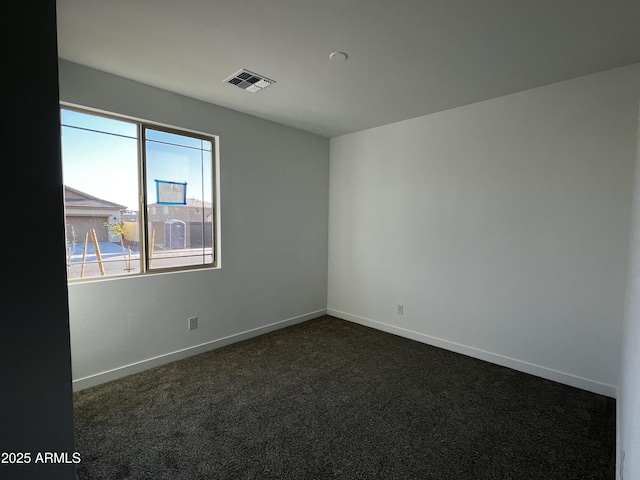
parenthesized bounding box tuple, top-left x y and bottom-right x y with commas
(64, 186, 126, 244)
(147, 198, 214, 248)
(147, 198, 214, 224)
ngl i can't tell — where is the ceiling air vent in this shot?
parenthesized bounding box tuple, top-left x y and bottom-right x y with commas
(223, 69, 275, 93)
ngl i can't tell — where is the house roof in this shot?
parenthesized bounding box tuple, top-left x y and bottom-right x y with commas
(64, 186, 127, 210)
(149, 198, 213, 209)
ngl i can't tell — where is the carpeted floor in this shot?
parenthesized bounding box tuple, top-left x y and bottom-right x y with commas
(73, 315, 615, 479)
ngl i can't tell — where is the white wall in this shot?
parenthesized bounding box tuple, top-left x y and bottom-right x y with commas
(328, 64, 640, 397)
(59, 61, 329, 389)
(619, 99, 640, 480)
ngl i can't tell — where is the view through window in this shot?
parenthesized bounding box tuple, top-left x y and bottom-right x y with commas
(61, 107, 216, 280)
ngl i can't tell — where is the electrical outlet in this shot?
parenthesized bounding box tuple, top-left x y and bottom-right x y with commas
(397, 304, 404, 315)
(188, 316, 198, 330)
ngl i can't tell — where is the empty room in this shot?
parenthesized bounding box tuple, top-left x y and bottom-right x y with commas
(3, 1, 640, 479)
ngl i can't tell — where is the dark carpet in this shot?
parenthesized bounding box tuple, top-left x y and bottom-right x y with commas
(73, 315, 615, 479)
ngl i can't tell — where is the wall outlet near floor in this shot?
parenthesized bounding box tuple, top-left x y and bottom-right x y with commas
(397, 304, 404, 315)
(188, 316, 198, 330)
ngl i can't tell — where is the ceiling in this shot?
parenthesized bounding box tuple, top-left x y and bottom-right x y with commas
(56, 0, 640, 138)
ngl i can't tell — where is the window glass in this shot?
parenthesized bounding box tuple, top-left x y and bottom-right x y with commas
(145, 130, 214, 270)
(145, 129, 203, 149)
(62, 109, 137, 138)
(60, 108, 216, 280)
(61, 114, 140, 279)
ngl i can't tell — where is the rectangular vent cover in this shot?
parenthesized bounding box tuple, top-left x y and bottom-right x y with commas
(223, 69, 275, 93)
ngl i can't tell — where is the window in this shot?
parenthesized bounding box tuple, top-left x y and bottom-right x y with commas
(61, 106, 217, 280)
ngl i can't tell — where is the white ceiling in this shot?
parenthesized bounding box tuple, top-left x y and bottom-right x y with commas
(56, 0, 640, 138)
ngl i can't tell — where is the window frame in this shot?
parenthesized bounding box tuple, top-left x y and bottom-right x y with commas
(61, 103, 219, 281)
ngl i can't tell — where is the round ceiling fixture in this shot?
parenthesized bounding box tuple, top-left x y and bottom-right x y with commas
(329, 51, 349, 62)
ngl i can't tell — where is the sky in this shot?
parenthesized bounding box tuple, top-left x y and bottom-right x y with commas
(60, 109, 213, 211)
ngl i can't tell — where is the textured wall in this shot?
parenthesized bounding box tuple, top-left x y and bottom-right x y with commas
(328, 64, 640, 397)
(59, 61, 329, 388)
(619, 97, 640, 480)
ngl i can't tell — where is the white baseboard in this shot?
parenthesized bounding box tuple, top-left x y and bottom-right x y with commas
(72, 309, 327, 391)
(328, 309, 618, 399)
